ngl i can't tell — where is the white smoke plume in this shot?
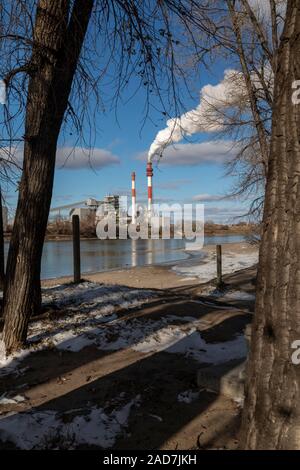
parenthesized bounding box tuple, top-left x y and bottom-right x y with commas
(148, 69, 248, 162)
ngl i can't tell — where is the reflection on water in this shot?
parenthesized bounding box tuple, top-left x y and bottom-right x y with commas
(4, 235, 245, 280)
(41, 238, 187, 279)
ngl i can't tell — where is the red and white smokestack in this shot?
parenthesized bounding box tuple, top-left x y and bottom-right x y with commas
(147, 162, 153, 218)
(131, 171, 136, 224)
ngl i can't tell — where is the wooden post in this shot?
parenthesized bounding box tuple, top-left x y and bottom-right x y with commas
(72, 215, 81, 283)
(216, 244, 222, 288)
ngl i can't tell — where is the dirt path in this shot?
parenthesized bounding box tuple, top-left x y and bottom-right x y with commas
(0, 264, 257, 450)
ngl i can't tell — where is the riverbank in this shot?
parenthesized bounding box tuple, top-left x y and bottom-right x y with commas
(43, 242, 258, 290)
(0, 261, 256, 450)
(0, 240, 258, 450)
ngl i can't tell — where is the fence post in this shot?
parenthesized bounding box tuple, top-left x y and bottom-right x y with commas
(72, 215, 81, 283)
(216, 244, 222, 288)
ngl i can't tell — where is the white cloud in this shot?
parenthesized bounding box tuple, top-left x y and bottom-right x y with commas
(193, 193, 226, 202)
(56, 146, 120, 170)
(137, 140, 236, 167)
(205, 205, 248, 223)
(0, 145, 120, 170)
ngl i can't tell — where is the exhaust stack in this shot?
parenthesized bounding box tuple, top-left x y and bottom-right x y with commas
(131, 171, 136, 224)
(147, 162, 153, 218)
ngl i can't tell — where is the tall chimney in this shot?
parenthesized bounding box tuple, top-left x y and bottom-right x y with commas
(147, 162, 153, 218)
(131, 171, 136, 224)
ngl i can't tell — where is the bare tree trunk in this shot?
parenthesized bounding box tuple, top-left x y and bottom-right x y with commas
(0, 186, 5, 292)
(2, 0, 94, 353)
(240, 0, 300, 449)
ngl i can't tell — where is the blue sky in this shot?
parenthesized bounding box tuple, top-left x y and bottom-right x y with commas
(52, 59, 251, 224)
(3, 61, 251, 223)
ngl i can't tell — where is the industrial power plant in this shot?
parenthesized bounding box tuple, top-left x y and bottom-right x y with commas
(50, 162, 155, 230)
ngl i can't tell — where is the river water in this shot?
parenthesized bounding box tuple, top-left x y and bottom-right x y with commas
(4, 235, 243, 279)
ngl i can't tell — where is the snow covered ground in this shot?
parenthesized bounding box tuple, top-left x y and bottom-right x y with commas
(0, 394, 141, 449)
(0, 282, 158, 374)
(0, 280, 248, 449)
(0, 284, 247, 376)
(198, 287, 256, 301)
(172, 249, 258, 283)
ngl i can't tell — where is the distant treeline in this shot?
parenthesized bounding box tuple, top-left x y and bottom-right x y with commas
(44, 218, 257, 240)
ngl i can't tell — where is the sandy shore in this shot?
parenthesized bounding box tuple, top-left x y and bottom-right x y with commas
(43, 242, 258, 290)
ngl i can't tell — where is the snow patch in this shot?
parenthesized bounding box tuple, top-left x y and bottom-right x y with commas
(199, 286, 256, 301)
(177, 390, 200, 404)
(2, 315, 246, 371)
(0, 282, 158, 375)
(168, 331, 247, 364)
(132, 321, 247, 364)
(223, 290, 255, 301)
(0, 339, 36, 377)
(0, 394, 26, 405)
(173, 251, 258, 283)
(0, 395, 140, 449)
(1, 281, 247, 379)
(133, 325, 189, 354)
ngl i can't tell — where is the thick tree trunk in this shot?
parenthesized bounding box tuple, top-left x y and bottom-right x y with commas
(2, 0, 93, 353)
(0, 186, 5, 292)
(240, 0, 300, 449)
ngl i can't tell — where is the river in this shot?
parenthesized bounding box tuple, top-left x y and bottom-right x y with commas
(4, 235, 246, 279)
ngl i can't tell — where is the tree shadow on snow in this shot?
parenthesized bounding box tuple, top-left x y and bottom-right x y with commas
(0, 306, 249, 450)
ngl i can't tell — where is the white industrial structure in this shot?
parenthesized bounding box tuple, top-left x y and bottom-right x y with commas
(50, 162, 155, 229)
(50, 196, 120, 223)
(69, 207, 95, 221)
(95, 195, 120, 222)
(69, 198, 99, 222)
